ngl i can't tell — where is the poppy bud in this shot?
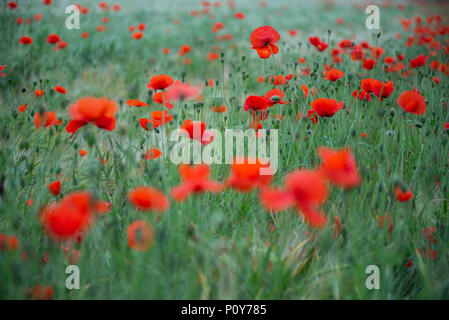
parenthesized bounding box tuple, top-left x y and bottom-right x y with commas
(22, 88, 26, 93)
(85, 133, 95, 147)
(377, 32, 381, 38)
(35, 146, 39, 154)
(376, 182, 385, 193)
(390, 108, 395, 117)
(415, 122, 423, 128)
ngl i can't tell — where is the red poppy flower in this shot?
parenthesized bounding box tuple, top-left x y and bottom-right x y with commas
(18, 104, 28, 112)
(54, 85, 66, 94)
(352, 89, 371, 101)
(165, 81, 200, 102)
(179, 44, 191, 56)
(234, 12, 245, 19)
(395, 186, 413, 202)
(250, 26, 280, 59)
(361, 78, 394, 101)
(145, 148, 162, 160)
(26, 285, 54, 300)
(132, 32, 144, 39)
(35, 89, 44, 97)
(127, 220, 154, 251)
(46, 34, 61, 44)
(147, 74, 174, 90)
(65, 97, 117, 133)
(309, 36, 328, 52)
(128, 186, 170, 212)
(79, 149, 87, 157)
(34, 111, 61, 129)
(39, 192, 98, 241)
(260, 169, 329, 228)
(126, 99, 148, 107)
(409, 54, 428, 68)
(179, 120, 214, 145)
(211, 105, 226, 113)
(0, 234, 19, 251)
(171, 164, 223, 202)
(317, 147, 361, 188)
(397, 89, 426, 115)
(310, 98, 344, 117)
(264, 89, 286, 107)
(152, 91, 174, 109)
(48, 180, 61, 196)
(226, 157, 273, 192)
(243, 95, 269, 112)
(378, 214, 393, 233)
(362, 58, 376, 70)
(324, 68, 344, 81)
(0, 65, 6, 78)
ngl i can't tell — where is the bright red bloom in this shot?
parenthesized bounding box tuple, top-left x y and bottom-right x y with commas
(8, 1, 18, 9)
(250, 26, 280, 59)
(39, 192, 98, 241)
(397, 89, 426, 115)
(0, 65, 5, 78)
(26, 285, 54, 300)
(226, 157, 273, 192)
(79, 149, 87, 157)
(145, 148, 162, 160)
(409, 54, 428, 68)
(34, 111, 61, 129)
(18, 104, 28, 112)
(352, 89, 371, 101)
(127, 220, 154, 251)
(310, 98, 343, 117)
(48, 180, 61, 196)
(128, 187, 170, 212)
(317, 147, 361, 188)
(171, 164, 223, 202)
(378, 215, 393, 233)
(152, 91, 174, 109)
(309, 36, 328, 52)
(147, 74, 174, 90)
(179, 120, 214, 145)
(361, 78, 394, 101)
(264, 89, 286, 107)
(260, 169, 329, 228)
(35, 89, 44, 97)
(132, 32, 144, 39)
(243, 95, 269, 112)
(65, 97, 117, 133)
(324, 68, 344, 81)
(395, 186, 413, 202)
(178, 44, 191, 56)
(362, 58, 376, 70)
(54, 85, 66, 94)
(46, 34, 61, 44)
(126, 99, 148, 107)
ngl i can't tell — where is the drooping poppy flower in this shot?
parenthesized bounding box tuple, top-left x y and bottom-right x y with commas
(145, 148, 162, 160)
(361, 78, 394, 101)
(395, 186, 413, 202)
(170, 164, 223, 202)
(409, 54, 428, 68)
(147, 74, 174, 91)
(47, 180, 61, 196)
(128, 186, 170, 212)
(226, 157, 273, 192)
(65, 97, 117, 133)
(39, 191, 98, 241)
(54, 85, 66, 95)
(152, 91, 174, 109)
(127, 220, 154, 251)
(324, 68, 344, 81)
(260, 168, 329, 228)
(0, 234, 20, 251)
(250, 26, 280, 59)
(126, 99, 148, 107)
(165, 81, 200, 102)
(46, 34, 61, 44)
(243, 95, 269, 112)
(310, 98, 344, 117)
(34, 111, 61, 129)
(397, 89, 426, 115)
(179, 120, 214, 145)
(317, 147, 361, 188)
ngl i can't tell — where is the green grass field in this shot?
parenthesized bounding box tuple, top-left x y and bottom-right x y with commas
(0, 0, 448, 299)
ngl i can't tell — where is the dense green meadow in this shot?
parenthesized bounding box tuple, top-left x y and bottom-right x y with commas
(0, 0, 448, 299)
